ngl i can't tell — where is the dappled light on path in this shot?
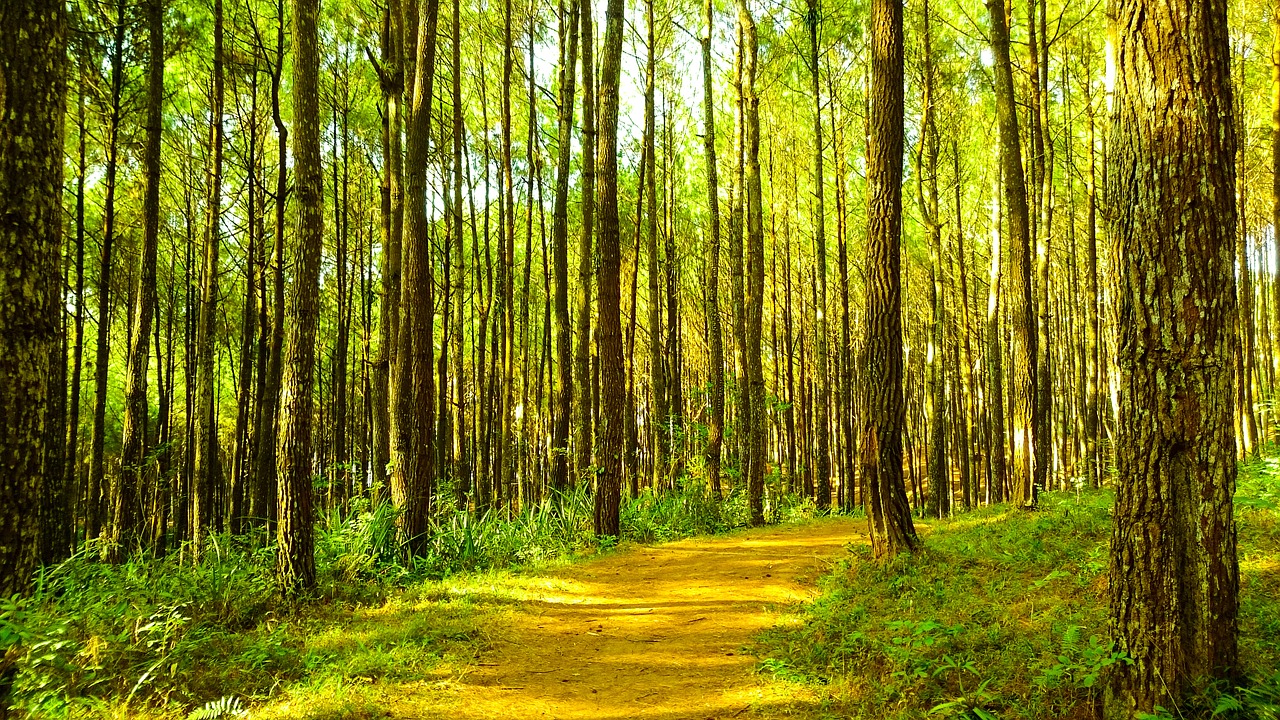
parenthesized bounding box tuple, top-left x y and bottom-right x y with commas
(386, 519, 865, 719)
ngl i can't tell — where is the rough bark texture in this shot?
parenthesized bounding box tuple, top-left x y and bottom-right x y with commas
(594, 0, 625, 538)
(1105, 0, 1240, 714)
(0, 0, 66, 596)
(986, 0, 1037, 509)
(277, 0, 324, 593)
(861, 0, 918, 560)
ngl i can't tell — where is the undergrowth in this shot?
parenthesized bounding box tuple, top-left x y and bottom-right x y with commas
(1, 479, 819, 718)
(756, 455, 1280, 720)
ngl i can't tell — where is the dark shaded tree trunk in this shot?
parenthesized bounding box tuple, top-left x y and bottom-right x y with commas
(115, 0, 165, 558)
(0, 0, 66, 594)
(194, 0, 227, 554)
(550, 0, 579, 495)
(575, 0, 595, 486)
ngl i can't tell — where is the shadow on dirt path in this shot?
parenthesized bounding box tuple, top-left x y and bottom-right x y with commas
(383, 517, 866, 720)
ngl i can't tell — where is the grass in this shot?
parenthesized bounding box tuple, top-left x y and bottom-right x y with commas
(755, 454, 1280, 720)
(1, 476, 818, 719)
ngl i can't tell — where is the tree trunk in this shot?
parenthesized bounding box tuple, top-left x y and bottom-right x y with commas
(89, 0, 128, 546)
(594, 0, 625, 537)
(575, 0, 595, 487)
(1105, 0, 1240, 715)
(861, 0, 918, 558)
(0, 0, 66, 595)
(193, 0, 226, 554)
(734, 0, 766, 526)
(986, 0, 1037, 509)
(115, 0, 164, 558)
(550, 0, 579, 495)
(701, 0, 724, 499)
(276, 0, 325, 593)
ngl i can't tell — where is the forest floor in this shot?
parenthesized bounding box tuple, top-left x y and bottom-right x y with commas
(257, 518, 861, 720)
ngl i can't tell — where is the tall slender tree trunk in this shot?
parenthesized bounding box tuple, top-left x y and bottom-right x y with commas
(594, 0, 625, 537)
(550, 0, 580, 495)
(1105, 0, 1240, 713)
(89, 0, 128, 546)
(701, 0, 725, 499)
(920, 0, 947, 519)
(451, 0, 469, 504)
(395, 0, 441, 549)
(806, 0, 831, 511)
(643, 0, 667, 490)
(986, 169, 1007, 503)
(986, 0, 1037, 509)
(575, 0, 596, 486)
(735, 0, 766, 526)
(194, 0, 227, 553)
(116, 0, 165, 557)
(861, 0, 918, 558)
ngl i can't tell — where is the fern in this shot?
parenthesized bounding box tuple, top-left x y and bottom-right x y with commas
(186, 695, 247, 720)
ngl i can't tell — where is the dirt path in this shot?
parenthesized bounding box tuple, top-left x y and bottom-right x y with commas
(386, 518, 864, 720)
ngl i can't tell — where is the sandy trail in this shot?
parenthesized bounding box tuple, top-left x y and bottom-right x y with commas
(386, 518, 864, 720)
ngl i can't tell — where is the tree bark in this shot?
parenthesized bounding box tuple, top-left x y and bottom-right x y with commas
(1105, 0, 1240, 713)
(277, 0, 325, 593)
(861, 0, 918, 559)
(0, 0, 66, 595)
(594, 0, 625, 537)
(550, 0, 579, 495)
(115, 0, 165, 558)
(986, 0, 1037, 509)
(701, 0, 724, 499)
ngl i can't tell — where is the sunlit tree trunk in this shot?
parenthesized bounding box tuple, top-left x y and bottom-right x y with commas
(277, 0, 324, 593)
(986, 0, 1037, 509)
(1105, 0, 1240, 713)
(594, 0, 625, 537)
(861, 0, 918, 558)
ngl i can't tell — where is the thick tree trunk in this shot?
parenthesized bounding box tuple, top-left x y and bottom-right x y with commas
(0, 0, 66, 595)
(277, 0, 325, 593)
(861, 0, 918, 559)
(1105, 0, 1240, 713)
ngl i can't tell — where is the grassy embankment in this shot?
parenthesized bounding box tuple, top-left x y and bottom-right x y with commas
(757, 455, 1280, 720)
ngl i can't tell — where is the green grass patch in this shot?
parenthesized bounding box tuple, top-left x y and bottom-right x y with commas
(756, 459, 1280, 720)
